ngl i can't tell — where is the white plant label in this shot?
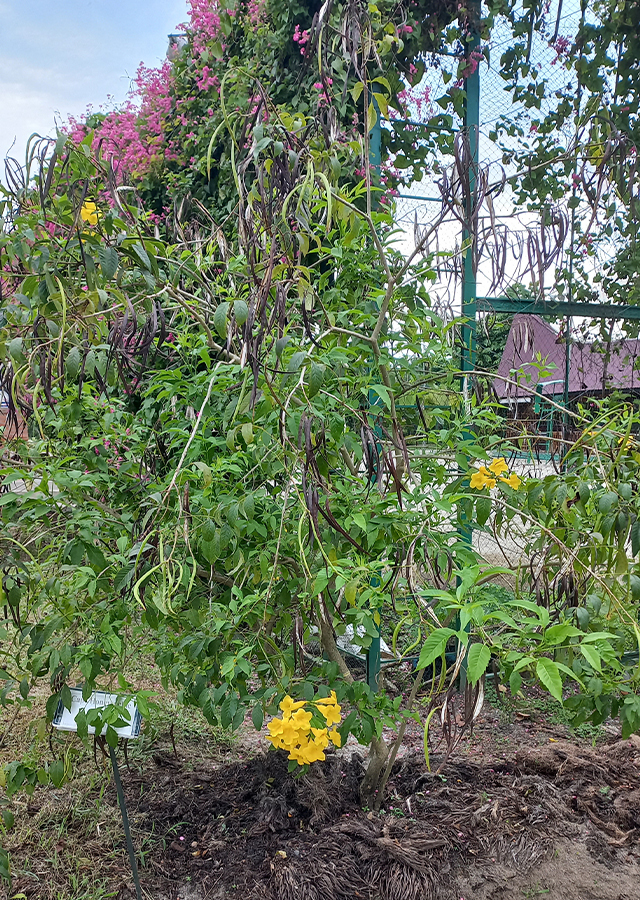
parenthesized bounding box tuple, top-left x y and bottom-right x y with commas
(52, 688, 141, 739)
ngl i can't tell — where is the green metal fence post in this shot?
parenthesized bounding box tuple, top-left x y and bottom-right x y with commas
(460, 31, 480, 383)
(457, 2, 481, 691)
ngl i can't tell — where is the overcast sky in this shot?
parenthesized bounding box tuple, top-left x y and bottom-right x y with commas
(0, 0, 187, 163)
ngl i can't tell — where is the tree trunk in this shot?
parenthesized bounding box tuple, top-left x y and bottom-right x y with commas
(318, 606, 389, 804)
(359, 735, 388, 805)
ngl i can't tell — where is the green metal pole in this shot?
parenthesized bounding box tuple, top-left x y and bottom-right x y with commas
(457, 3, 481, 691)
(459, 3, 481, 500)
(460, 17, 480, 381)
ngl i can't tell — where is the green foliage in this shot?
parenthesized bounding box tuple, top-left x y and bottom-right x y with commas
(3, 2, 640, 881)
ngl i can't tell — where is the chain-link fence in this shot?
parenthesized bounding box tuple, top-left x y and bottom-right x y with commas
(389, 3, 604, 302)
(385, 4, 639, 584)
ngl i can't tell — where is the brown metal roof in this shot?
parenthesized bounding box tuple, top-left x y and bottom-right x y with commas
(493, 314, 640, 400)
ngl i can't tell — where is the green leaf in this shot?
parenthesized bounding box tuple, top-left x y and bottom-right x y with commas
(214, 302, 230, 340)
(251, 704, 264, 731)
(369, 384, 391, 409)
(621, 695, 640, 739)
(65, 346, 81, 382)
(344, 580, 358, 606)
(201, 531, 221, 564)
(219, 524, 233, 550)
(75, 708, 89, 740)
(283, 351, 306, 380)
(367, 100, 377, 134)
(234, 299, 249, 326)
(2, 809, 15, 829)
(466, 644, 491, 685)
(620, 483, 633, 501)
(509, 670, 522, 696)
(371, 75, 391, 92)
(615, 544, 628, 575)
(536, 657, 563, 702)
(475, 495, 491, 527)
(313, 571, 330, 596)
(243, 494, 255, 520)
(372, 92, 389, 120)
(98, 246, 119, 281)
(351, 81, 364, 102)
(49, 759, 65, 787)
(129, 242, 153, 273)
(599, 491, 617, 514)
(241, 422, 254, 445)
(60, 684, 72, 711)
(307, 363, 325, 398)
(632, 520, 640, 557)
(19, 677, 29, 700)
(630, 574, 640, 601)
(0, 846, 10, 883)
(226, 503, 240, 529)
(416, 628, 455, 671)
(9, 337, 24, 363)
(575, 607, 590, 630)
(338, 709, 358, 745)
(543, 623, 582, 645)
(201, 518, 217, 542)
(579, 643, 602, 672)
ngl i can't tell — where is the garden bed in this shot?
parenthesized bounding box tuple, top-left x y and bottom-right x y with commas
(7, 701, 639, 900)
(125, 735, 640, 900)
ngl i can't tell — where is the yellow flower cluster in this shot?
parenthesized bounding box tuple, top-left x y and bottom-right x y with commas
(470, 457, 522, 490)
(266, 692, 342, 765)
(80, 201, 98, 226)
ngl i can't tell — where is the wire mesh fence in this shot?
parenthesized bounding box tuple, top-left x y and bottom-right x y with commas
(384, 1, 640, 582)
(386, 2, 636, 450)
(388, 2, 606, 308)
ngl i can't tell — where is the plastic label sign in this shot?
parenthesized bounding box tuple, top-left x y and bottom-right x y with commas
(52, 688, 141, 739)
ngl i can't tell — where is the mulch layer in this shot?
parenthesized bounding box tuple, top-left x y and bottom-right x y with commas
(118, 735, 640, 900)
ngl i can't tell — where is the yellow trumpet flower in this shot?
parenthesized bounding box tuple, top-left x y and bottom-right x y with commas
(80, 201, 98, 226)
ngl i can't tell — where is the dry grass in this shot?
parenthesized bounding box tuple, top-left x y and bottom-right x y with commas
(1, 653, 233, 900)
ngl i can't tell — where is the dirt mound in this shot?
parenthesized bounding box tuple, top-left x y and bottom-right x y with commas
(120, 736, 640, 900)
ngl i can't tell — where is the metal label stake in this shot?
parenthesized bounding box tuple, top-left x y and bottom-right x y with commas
(109, 743, 143, 900)
(53, 688, 143, 900)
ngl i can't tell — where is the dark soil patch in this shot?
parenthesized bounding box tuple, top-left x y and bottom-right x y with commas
(116, 735, 640, 900)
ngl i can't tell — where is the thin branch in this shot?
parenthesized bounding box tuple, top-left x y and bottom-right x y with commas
(162, 363, 222, 503)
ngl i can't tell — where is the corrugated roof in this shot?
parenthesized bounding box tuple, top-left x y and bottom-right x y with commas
(493, 314, 640, 400)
